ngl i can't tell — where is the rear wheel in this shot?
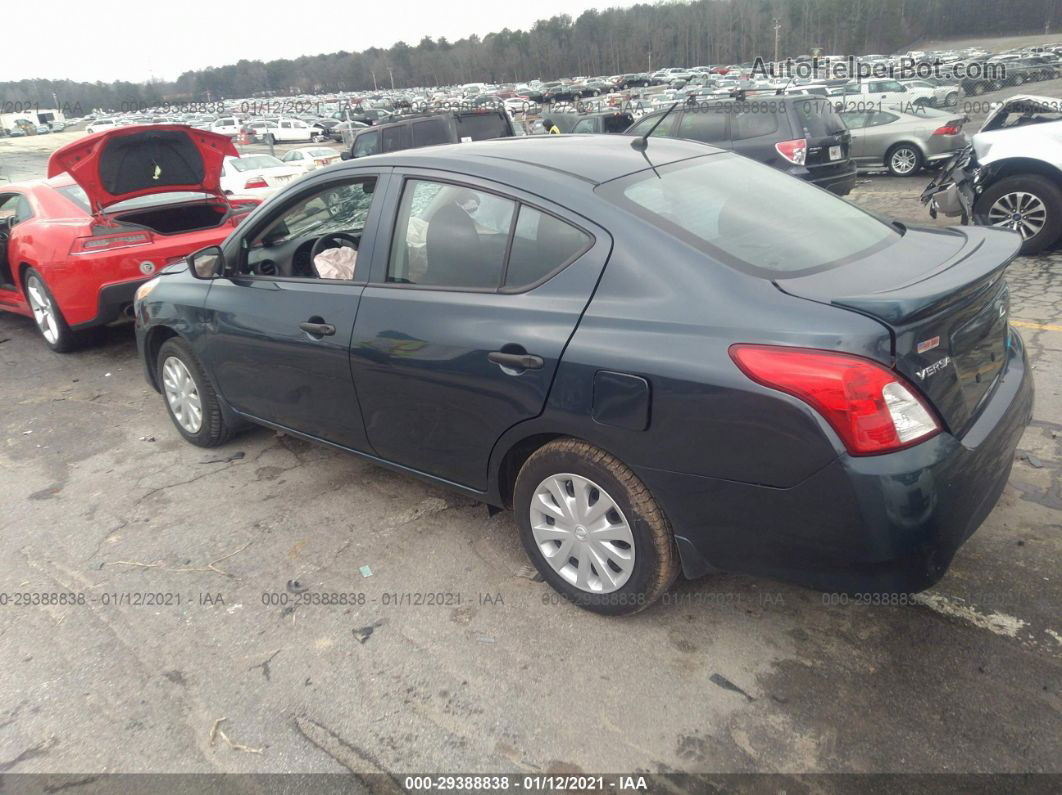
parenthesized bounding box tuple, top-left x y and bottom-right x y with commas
(513, 438, 679, 615)
(975, 174, 1062, 255)
(157, 337, 234, 447)
(886, 143, 923, 177)
(23, 269, 78, 352)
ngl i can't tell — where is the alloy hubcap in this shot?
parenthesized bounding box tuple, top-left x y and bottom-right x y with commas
(26, 278, 59, 344)
(891, 149, 917, 174)
(530, 473, 635, 594)
(988, 192, 1047, 239)
(162, 356, 203, 433)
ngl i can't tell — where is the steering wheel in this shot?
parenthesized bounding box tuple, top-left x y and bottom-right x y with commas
(310, 232, 358, 263)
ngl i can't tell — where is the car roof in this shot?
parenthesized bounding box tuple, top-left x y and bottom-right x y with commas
(350, 134, 720, 185)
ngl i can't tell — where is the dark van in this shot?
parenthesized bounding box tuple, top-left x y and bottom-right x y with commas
(342, 110, 515, 159)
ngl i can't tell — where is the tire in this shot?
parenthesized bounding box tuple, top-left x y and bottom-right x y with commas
(1012, 73, 1025, 86)
(23, 268, 79, 352)
(945, 92, 959, 107)
(513, 438, 679, 615)
(156, 337, 234, 447)
(974, 174, 1062, 255)
(885, 143, 924, 177)
(970, 81, 985, 96)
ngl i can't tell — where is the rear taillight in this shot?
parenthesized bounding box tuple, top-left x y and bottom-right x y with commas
(70, 230, 152, 254)
(932, 124, 962, 135)
(244, 176, 269, 189)
(729, 345, 940, 455)
(774, 138, 807, 165)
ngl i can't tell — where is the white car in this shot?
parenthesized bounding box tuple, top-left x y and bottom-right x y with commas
(219, 155, 302, 198)
(262, 118, 313, 142)
(280, 147, 341, 173)
(900, 79, 961, 108)
(209, 116, 243, 137)
(85, 118, 117, 133)
(922, 95, 1062, 254)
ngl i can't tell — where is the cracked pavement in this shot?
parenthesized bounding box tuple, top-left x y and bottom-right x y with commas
(0, 131, 1060, 778)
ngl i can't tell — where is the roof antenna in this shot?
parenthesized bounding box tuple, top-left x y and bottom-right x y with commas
(630, 101, 681, 152)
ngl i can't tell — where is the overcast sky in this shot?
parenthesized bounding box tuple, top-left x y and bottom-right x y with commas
(11, 0, 641, 83)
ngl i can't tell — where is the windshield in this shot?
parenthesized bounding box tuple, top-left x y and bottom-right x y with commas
(599, 154, 898, 277)
(229, 155, 285, 172)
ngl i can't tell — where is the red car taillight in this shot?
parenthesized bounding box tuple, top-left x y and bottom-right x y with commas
(774, 138, 807, 165)
(932, 124, 962, 135)
(244, 176, 269, 189)
(70, 230, 152, 254)
(729, 345, 941, 455)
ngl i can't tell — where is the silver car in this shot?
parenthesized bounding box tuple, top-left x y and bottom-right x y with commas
(841, 108, 969, 176)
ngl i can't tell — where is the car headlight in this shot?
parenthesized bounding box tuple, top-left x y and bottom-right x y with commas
(134, 277, 161, 304)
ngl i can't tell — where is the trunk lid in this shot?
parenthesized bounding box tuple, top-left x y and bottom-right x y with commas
(47, 125, 237, 217)
(775, 225, 1021, 435)
(793, 98, 851, 167)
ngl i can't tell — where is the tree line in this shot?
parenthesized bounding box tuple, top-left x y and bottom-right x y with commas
(3, 0, 1058, 113)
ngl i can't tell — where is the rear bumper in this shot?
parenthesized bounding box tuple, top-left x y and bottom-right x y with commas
(638, 331, 1034, 594)
(797, 161, 858, 196)
(70, 277, 150, 330)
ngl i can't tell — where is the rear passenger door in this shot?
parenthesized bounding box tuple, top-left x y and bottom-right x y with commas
(349, 171, 611, 489)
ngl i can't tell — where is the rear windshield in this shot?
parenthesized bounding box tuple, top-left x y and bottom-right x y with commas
(230, 155, 284, 172)
(792, 97, 846, 137)
(598, 154, 897, 277)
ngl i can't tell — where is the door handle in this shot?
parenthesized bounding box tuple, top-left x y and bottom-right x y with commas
(488, 351, 544, 370)
(300, 321, 336, 336)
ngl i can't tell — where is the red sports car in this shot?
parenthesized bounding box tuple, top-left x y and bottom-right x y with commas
(0, 125, 258, 351)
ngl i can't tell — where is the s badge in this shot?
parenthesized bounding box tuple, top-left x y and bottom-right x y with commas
(917, 336, 940, 354)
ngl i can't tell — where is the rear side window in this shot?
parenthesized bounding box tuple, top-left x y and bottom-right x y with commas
(387, 180, 590, 291)
(678, 108, 729, 142)
(388, 180, 515, 289)
(600, 154, 897, 278)
(353, 131, 380, 157)
(627, 112, 677, 137)
(506, 207, 591, 289)
(455, 113, 509, 141)
(412, 119, 449, 147)
(732, 106, 779, 139)
(382, 124, 412, 153)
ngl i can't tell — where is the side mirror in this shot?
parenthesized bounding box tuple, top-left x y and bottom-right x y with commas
(189, 246, 224, 279)
(340, 151, 352, 160)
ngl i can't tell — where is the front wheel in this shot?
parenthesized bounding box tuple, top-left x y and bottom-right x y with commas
(23, 269, 78, 352)
(945, 91, 959, 107)
(886, 143, 923, 177)
(975, 174, 1062, 255)
(157, 337, 234, 447)
(513, 438, 679, 615)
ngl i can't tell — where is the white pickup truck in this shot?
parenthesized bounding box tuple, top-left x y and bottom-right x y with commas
(834, 79, 936, 114)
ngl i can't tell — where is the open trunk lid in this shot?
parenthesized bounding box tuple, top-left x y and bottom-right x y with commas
(775, 225, 1021, 435)
(47, 124, 237, 217)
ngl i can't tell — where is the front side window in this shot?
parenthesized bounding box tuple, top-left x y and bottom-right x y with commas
(388, 180, 515, 289)
(600, 154, 897, 277)
(242, 178, 377, 280)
